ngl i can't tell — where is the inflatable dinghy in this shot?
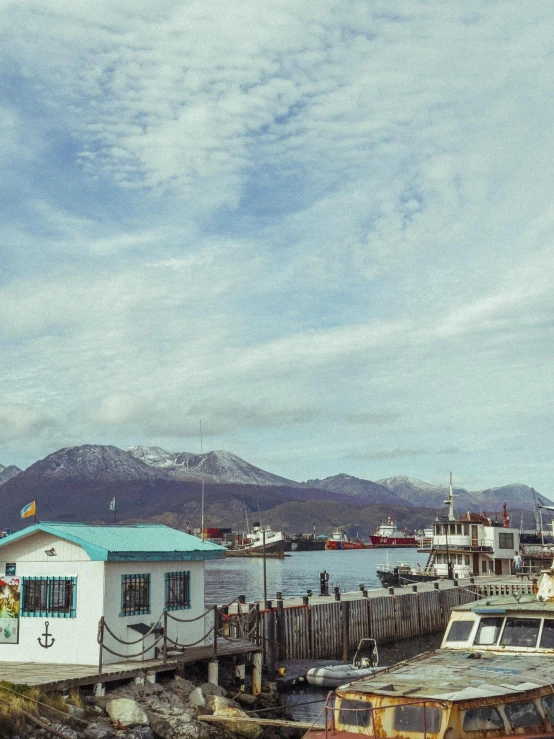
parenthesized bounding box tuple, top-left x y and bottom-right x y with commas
(305, 638, 379, 688)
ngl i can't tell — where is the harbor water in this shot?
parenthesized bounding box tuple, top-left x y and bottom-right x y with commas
(205, 547, 423, 604)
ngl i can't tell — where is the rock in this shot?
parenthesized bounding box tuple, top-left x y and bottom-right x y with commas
(84, 721, 118, 739)
(50, 723, 79, 739)
(106, 698, 150, 727)
(200, 683, 227, 698)
(234, 693, 258, 706)
(67, 704, 86, 719)
(211, 707, 262, 739)
(123, 729, 155, 739)
(205, 696, 240, 713)
(150, 716, 171, 738)
(188, 687, 207, 707)
(162, 677, 196, 701)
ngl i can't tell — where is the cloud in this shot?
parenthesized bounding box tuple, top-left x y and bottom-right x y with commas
(0, 405, 56, 443)
(2, 1, 554, 493)
(346, 448, 426, 461)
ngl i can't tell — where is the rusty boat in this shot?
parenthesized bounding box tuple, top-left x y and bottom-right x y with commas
(306, 565, 554, 738)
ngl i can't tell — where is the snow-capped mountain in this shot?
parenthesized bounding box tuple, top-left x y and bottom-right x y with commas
(127, 446, 302, 487)
(22, 444, 163, 482)
(0, 464, 22, 485)
(376, 475, 554, 513)
(303, 473, 409, 505)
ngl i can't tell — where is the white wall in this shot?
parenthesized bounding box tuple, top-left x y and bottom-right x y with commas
(102, 560, 208, 665)
(0, 533, 105, 665)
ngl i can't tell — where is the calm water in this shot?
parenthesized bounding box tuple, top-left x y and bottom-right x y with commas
(205, 547, 423, 604)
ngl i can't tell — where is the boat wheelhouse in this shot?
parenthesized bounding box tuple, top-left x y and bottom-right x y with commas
(306, 565, 554, 738)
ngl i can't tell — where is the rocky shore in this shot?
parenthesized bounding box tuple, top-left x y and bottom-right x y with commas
(4, 663, 301, 739)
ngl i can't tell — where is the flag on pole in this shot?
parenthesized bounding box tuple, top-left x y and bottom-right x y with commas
(109, 496, 116, 511)
(20, 501, 36, 519)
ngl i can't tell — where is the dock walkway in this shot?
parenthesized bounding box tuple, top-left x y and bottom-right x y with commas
(0, 639, 259, 691)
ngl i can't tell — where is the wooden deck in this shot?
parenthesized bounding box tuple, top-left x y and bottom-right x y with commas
(0, 639, 260, 691)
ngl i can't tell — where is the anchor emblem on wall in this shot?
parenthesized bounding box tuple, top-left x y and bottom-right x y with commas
(38, 621, 55, 649)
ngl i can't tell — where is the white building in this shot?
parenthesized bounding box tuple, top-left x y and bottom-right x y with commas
(0, 522, 225, 665)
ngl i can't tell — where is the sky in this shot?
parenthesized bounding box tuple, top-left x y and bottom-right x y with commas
(1, 1, 554, 493)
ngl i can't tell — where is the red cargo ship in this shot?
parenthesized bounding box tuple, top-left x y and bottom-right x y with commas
(325, 529, 372, 550)
(370, 517, 417, 548)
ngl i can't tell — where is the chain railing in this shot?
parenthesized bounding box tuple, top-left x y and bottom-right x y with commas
(97, 602, 260, 674)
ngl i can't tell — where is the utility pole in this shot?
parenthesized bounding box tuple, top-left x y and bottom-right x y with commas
(200, 420, 205, 542)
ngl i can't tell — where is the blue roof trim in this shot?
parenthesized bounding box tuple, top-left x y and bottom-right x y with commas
(0, 523, 226, 562)
(107, 550, 225, 561)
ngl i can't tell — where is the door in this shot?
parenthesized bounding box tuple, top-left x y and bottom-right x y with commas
(495, 559, 502, 576)
(472, 553, 479, 575)
(471, 525, 478, 547)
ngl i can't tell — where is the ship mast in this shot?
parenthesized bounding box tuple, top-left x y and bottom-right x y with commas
(443, 471, 456, 521)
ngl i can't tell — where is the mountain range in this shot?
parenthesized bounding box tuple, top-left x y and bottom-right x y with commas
(0, 444, 550, 532)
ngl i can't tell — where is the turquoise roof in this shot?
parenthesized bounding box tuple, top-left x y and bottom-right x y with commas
(0, 523, 226, 562)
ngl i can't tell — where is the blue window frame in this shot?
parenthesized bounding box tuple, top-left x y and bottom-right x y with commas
(121, 573, 150, 616)
(21, 577, 77, 618)
(165, 571, 191, 611)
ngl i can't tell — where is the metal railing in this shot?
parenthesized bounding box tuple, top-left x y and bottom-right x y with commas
(321, 692, 448, 739)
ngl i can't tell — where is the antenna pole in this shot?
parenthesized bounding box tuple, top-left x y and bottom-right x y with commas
(200, 420, 205, 541)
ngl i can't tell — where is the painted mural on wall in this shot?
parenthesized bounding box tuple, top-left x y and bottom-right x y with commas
(0, 577, 20, 644)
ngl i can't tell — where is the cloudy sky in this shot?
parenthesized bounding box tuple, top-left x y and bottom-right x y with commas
(1, 0, 554, 492)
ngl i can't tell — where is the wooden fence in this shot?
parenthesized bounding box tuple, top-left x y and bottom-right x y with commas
(233, 584, 480, 665)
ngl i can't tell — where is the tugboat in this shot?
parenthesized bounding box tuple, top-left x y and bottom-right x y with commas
(325, 529, 372, 550)
(305, 564, 554, 738)
(370, 517, 417, 548)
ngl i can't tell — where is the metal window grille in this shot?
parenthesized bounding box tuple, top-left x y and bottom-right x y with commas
(121, 574, 150, 616)
(165, 571, 191, 611)
(21, 577, 77, 618)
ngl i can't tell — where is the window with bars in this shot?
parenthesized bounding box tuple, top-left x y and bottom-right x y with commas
(21, 577, 77, 618)
(165, 571, 191, 611)
(121, 574, 150, 616)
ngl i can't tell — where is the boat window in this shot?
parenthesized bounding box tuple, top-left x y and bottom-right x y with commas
(463, 706, 504, 731)
(474, 617, 504, 645)
(463, 524, 469, 535)
(504, 700, 543, 729)
(393, 705, 441, 733)
(456, 524, 462, 535)
(500, 618, 540, 648)
(541, 694, 554, 723)
(445, 620, 474, 642)
(540, 619, 554, 648)
(338, 699, 372, 728)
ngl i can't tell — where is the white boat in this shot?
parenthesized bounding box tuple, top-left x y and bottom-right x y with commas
(378, 477, 521, 586)
(306, 639, 379, 688)
(226, 522, 285, 557)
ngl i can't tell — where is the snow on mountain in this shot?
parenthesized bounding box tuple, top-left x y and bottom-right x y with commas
(303, 473, 409, 505)
(377, 475, 477, 511)
(23, 444, 163, 482)
(0, 464, 22, 485)
(127, 446, 302, 487)
(473, 484, 554, 511)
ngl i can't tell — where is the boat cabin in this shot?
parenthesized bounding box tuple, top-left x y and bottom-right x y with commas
(307, 567, 554, 738)
(419, 512, 520, 579)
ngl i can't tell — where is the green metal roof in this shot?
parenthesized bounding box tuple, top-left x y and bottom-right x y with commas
(0, 523, 226, 562)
